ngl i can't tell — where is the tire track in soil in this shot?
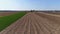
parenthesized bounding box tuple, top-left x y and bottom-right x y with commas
(35, 13, 60, 30)
(30, 14, 38, 34)
(30, 13, 44, 34)
(31, 13, 52, 34)
(35, 12, 60, 34)
(34, 14, 53, 34)
(30, 14, 35, 34)
(24, 14, 31, 34)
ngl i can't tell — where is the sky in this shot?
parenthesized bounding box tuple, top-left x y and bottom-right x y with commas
(0, 0, 60, 10)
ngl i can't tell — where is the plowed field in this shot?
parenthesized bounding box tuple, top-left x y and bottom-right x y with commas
(0, 12, 60, 34)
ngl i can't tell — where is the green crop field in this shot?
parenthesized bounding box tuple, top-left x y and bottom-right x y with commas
(0, 12, 26, 31)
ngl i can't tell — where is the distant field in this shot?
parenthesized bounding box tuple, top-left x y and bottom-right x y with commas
(0, 12, 26, 31)
(47, 12, 60, 15)
(40, 11, 60, 15)
(0, 12, 19, 16)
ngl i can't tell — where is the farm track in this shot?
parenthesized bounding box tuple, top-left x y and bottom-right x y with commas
(0, 12, 60, 34)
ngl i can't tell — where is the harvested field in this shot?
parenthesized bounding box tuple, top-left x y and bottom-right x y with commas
(41, 11, 60, 15)
(0, 12, 19, 16)
(0, 12, 60, 34)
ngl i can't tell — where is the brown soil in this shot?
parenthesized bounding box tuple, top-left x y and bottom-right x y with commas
(0, 12, 19, 16)
(0, 12, 60, 34)
(41, 12, 60, 15)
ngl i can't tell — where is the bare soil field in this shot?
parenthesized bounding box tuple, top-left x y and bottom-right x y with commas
(0, 12, 19, 16)
(0, 12, 60, 34)
(40, 11, 60, 15)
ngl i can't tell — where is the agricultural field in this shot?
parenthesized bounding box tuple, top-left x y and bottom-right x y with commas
(0, 12, 17, 16)
(0, 11, 26, 31)
(40, 11, 60, 15)
(0, 11, 60, 34)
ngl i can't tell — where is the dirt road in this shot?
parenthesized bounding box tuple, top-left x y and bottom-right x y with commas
(0, 12, 60, 34)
